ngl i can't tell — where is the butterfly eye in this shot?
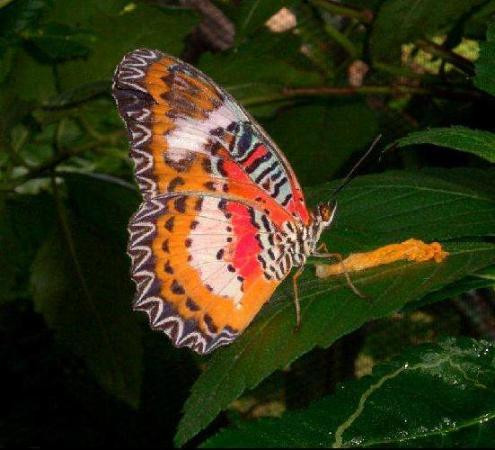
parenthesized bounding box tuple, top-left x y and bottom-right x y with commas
(318, 200, 337, 223)
(318, 204, 331, 221)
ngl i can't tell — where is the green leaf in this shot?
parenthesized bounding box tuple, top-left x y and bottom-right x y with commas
(176, 242, 495, 446)
(0, 0, 48, 37)
(0, 1, 54, 98)
(42, 80, 110, 108)
(27, 22, 96, 61)
(393, 126, 495, 163)
(474, 22, 495, 96)
(2, 0, 198, 103)
(264, 100, 379, 185)
(0, 192, 55, 303)
(311, 168, 495, 252)
(477, 265, 495, 280)
(175, 168, 495, 446)
(63, 172, 139, 244)
(403, 265, 495, 311)
(464, 1, 495, 39)
(0, 41, 15, 83)
(370, 0, 485, 64)
(202, 337, 495, 448)
(50, 0, 198, 91)
(30, 174, 143, 407)
(4, 45, 56, 101)
(199, 29, 321, 115)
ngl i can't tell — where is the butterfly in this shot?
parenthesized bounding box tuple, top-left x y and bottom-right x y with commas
(112, 49, 338, 354)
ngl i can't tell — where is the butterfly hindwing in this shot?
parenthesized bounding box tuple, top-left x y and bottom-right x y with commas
(128, 193, 292, 354)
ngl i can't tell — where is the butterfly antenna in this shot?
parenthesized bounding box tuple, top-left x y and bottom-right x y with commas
(330, 134, 382, 200)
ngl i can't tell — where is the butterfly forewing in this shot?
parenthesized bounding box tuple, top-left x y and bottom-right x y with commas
(113, 49, 310, 353)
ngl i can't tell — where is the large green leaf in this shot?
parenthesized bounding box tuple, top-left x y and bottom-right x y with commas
(176, 243, 495, 446)
(403, 264, 495, 311)
(175, 168, 495, 445)
(393, 126, 495, 163)
(202, 337, 495, 448)
(370, 0, 484, 64)
(310, 168, 495, 253)
(63, 172, 139, 244)
(30, 174, 142, 407)
(474, 22, 495, 96)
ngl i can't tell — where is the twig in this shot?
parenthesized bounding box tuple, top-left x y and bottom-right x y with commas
(241, 84, 482, 107)
(2, 141, 100, 192)
(311, 0, 374, 24)
(323, 21, 358, 57)
(416, 39, 476, 76)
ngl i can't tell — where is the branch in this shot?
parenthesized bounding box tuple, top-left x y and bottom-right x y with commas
(242, 84, 482, 107)
(1, 141, 99, 192)
(416, 39, 476, 76)
(311, 0, 374, 24)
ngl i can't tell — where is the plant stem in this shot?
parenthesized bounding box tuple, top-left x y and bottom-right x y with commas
(242, 84, 482, 107)
(311, 0, 374, 23)
(324, 21, 357, 57)
(416, 39, 475, 76)
(2, 141, 100, 192)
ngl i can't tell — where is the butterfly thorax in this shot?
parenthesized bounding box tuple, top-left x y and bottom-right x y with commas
(260, 201, 337, 281)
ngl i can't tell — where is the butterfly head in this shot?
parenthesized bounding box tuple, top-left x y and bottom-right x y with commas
(300, 200, 338, 256)
(316, 200, 337, 227)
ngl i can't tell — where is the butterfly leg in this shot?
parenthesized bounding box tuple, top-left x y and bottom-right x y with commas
(313, 243, 367, 299)
(292, 266, 305, 331)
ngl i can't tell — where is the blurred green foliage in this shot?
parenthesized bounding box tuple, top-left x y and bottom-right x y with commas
(1, 0, 495, 447)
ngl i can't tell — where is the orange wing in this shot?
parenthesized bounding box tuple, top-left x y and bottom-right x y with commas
(112, 48, 310, 225)
(129, 193, 291, 354)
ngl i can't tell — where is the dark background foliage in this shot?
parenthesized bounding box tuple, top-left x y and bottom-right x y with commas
(1, 0, 494, 447)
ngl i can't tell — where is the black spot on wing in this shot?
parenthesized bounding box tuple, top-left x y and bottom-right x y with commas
(168, 176, 185, 192)
(245, 151, 272, 174)
(174, 196, 187, 213)
(261, 215, 271, 232)
(165, 217, 175, 231)
(238, 129, 253, 157)
(204, 314, 218, 334)
(272, 177, 288, 199)
(164, 261, 174, 274)
(186, 297, 200, 311)
(171, 279, 185, 295)
(281, 191, 293, 206)
(255, 161, 279, 184)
